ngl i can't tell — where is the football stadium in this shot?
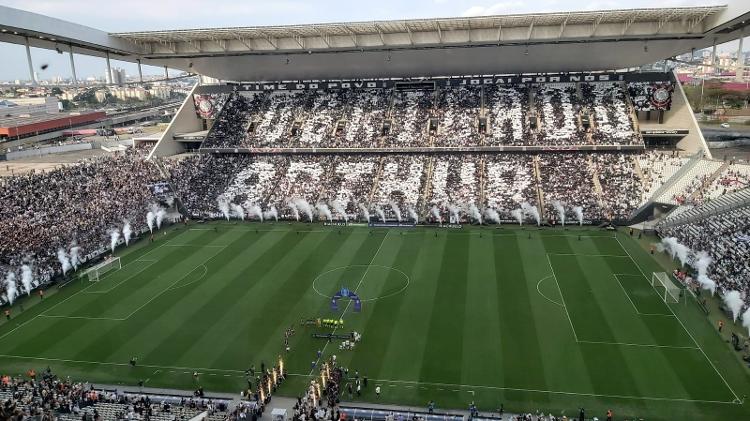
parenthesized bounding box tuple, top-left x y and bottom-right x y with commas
(1, 2, 750, 420)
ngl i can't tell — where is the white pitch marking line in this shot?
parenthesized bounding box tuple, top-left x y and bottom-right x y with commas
(0, 354, 245, 374)
(358, 376, 738, 405)
(614, 235, 741, 403)
(576, 340, 699, 350)
(545, 254, 579, 342)
(535, 275, 564, 307)
(547, 253, 629, 258)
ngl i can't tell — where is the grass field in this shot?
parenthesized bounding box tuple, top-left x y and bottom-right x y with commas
(1, 222, 749, 420)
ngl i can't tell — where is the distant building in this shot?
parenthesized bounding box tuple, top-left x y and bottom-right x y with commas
(0, 96, 59, 115)
(106, 67, 127, 86)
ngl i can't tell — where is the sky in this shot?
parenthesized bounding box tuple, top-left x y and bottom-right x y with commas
(0, 0, 737, 81)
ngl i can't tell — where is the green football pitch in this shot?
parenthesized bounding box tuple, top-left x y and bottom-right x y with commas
(1, 223, 749, 420)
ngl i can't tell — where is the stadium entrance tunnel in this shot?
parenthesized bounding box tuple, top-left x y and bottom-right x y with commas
(312, 265, 409, 302)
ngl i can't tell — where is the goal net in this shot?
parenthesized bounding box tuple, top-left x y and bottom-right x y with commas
(85, 257, 121, 282)
(651, 272, 680, 304)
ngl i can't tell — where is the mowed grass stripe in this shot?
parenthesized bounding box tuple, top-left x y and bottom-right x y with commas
(62, 229, 252, 364)
(364, 231, 448, 386)
(138, 229, 310, 367)
(460, 233, 502, 386)
(40, 229, 269, 368)
(543, 236, 646, 399)
(418, 232, 470, 384)
(0, 230, 223, 358)
(520, 234, 593, 401)
(222, 230, 387, 370)
(343, 231, 425, 388)
(496, 234, 547, 391)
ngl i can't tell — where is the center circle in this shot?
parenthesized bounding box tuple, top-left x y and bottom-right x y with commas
(312, 265, 409, 302)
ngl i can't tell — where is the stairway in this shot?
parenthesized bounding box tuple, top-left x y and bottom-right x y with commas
(687, 161, 728, 202)
(533, 155, 545, 214)
(587, 155, 606, 207)
(368, 156, 384, 205)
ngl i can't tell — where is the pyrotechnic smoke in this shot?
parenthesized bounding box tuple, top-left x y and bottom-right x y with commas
(448, 204, 460, 224)
(58, 248, 71, 274)
(742, 308, 750, 336)
(521, 202, 540, 226)
(389, 200, 402, 222)
(70, 245, 80, 271)
(122, 220, 132, 246)
(468, 203, 482, 225)
(294, 198, 314, 222)
(263, 206, 279, 222)
(249, 204, 264, 221)
(156, 208, 166, 229)
(21, 265, 33, 295)
(552, 201, 565, 226)
(231, 203, 246, 220)
(430, 206, 442, 224)
(110, 229, 121, 253)
(358, 203, 370, 223)
(4, 272, 17, 305)
(146, 211, 155, 232)
(375, 206, 386, 223)
(723, 290, 743, 322)
(484, 208, 500, 224)
(691, 251, 716, 295)
(218, 198, 231, 221)
(287, 200, 300, 221)
(408, 207, 418, 224)
(331, 200, 348, 222)
(511, 208, 523, 225)
(316, 202, 332, 222)
(658, 237, 690, 266)
(573, 206, 583, 226)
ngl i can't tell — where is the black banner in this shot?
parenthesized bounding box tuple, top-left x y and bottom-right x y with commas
(194, 72, 672, 94)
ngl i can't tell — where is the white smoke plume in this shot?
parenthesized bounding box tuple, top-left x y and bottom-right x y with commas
(468, 203, 482, 225)
(658, 237, 690, 266)
(263, 206, 279, 222)
(723, 290, 743, 322)
(521, 202, 540, 226)
(4, 272, 17, 305)
(743, 308, 750, 336)
(110, 229, 121, 253)
(251, 204, 266, 221)
(58, 248, 71, 274)
(217, 198, 231, 221)
(375, 206, 386, 223)
(294, 198, 314, 222)
(389, 200, 402, 222)
(511, 208, 524, 225)
(552, 201, 565, 226)
(122, 220, 132, 246)
(484, 208, 500, 224)
(231, 203, 246, 220)
(358, 203, 370, 223)
(21, 265, 33, 295)
(430, 206, 442, 224)
(573, 206, 584, 226)
(156, 208, 166, 229)
(287, 200, 300, 221)
(70, 245, 80, 271)
(146, 211, 155, 233)
(448, 204, 460, 224)
(408, 207, 418, 224)
(331, 200, 348, 222)
(691, 251, 716, 295)
(316, 202, 332, 222)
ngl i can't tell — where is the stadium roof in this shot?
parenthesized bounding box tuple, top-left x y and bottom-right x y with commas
(0, 3, 748, 80)
(113, 7, 724, 51)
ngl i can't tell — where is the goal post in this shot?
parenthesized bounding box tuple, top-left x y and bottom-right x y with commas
(651, 272, 680, 304)
(85, 257, 121, 282)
